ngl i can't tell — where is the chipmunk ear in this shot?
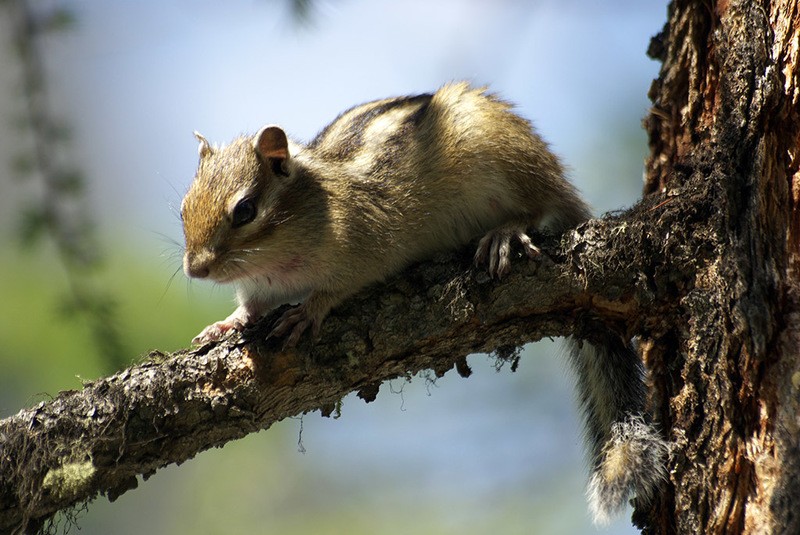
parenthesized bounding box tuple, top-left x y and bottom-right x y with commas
(254, 125, 289, 162)
(254, 125, 290, 176)
(194, 131, 213, 158)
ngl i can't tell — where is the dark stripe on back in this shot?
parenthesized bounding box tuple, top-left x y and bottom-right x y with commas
(308, 93, 433, 160)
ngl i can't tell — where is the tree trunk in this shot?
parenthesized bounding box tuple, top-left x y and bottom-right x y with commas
(1, 1, 799, 534)
(641, 0, 800, 533)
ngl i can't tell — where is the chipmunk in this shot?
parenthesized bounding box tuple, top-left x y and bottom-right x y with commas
(180, 82, 667, 525)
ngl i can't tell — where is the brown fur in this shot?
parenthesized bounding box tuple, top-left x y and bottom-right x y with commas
(180, 82, 667, 523)
(182, 82, 591, 332)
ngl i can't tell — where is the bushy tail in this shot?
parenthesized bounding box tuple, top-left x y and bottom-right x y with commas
(566, 334, 669, 525)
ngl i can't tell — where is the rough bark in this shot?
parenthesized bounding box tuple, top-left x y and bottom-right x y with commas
(643, 0, 800, 533)
(1, 1, 799, 534)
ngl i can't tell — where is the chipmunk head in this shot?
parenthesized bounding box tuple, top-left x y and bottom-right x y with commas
(181, 125, 294, 283)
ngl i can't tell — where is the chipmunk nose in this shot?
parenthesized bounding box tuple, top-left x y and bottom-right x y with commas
(183, 250, 212, 279)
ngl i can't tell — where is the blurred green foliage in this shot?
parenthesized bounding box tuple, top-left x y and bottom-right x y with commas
(0, 242, 227, 406)
(6, 0, 128, 370)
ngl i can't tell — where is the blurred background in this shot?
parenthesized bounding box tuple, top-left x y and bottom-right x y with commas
(0, 1, 666, 533)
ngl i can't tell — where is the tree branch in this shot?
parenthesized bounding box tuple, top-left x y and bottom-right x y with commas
(0, 197, 687, 533)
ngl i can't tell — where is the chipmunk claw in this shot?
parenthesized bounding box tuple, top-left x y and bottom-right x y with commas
(270, 304, 322, 348)
(474, 223, 541, 278)
(192, 319, 240, 345)
(191, 306, 251, 345)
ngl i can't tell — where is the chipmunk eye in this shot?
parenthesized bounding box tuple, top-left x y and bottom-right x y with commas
(231, 198, 257, 228)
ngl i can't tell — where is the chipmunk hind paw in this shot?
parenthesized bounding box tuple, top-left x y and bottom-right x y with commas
(473, 223, 541, 278)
